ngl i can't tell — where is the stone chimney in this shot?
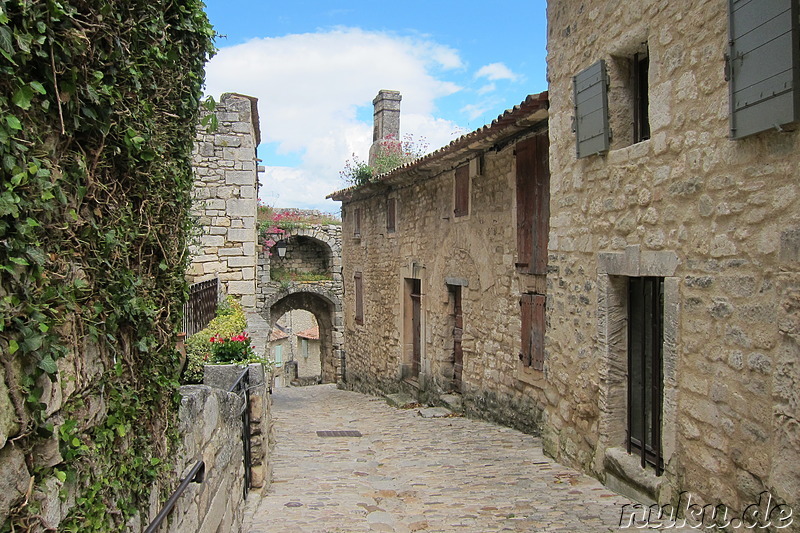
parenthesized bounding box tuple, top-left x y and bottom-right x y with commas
(369, 90, 402, 166)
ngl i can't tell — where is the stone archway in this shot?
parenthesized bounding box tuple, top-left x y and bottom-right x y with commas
(262, 285, 343, 384)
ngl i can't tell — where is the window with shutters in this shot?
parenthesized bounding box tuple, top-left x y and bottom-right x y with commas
(454, 164, 470, 217)
(573, 59, 610, 158)
(520, 293, 545, 371)
(353, 208, 361, 238)
(632, 49, 650, 143)
(728, 0, 800, 139)
(515, 134, 550, 275)
(386, 197, 396, 233)
(354, 272, 364, 325)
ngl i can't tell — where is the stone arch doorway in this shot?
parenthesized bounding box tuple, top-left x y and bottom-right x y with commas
(264, 288, 343, 384)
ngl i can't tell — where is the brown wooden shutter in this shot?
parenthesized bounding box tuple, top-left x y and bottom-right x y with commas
(532, 134, 550, 275)
(531, 294, 546, 371)
(516, 139, 535, 270)
(354, 208, 361, 237)
(520, 294, 533, 366)
(387, 198, 396, 233)
(516, 134, 550, 274)
(354, 272, 363, 324)
(454, 165, 469, 217)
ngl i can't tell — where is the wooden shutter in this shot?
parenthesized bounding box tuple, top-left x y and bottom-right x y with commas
(387, 198, 396, 233)
(454, 165, 469, 217)
(516, 134, 550, 275)
(573, 59, 610, 158)
(354, 272, 363, 324)
(520, 294, 533, 367)
(520, 293, 546, 370)
(354, 208, 361, 237)
(729, 0, 800, 138)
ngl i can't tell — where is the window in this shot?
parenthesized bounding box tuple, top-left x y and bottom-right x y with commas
(632, 50, 650, 143)
(573, 59, 610, 158)
(386, 197, 396, 233)
(627, 277, 664, 474)
(353, 208, 362, 238)
(520, 293, 545, 371)
(274, 344, 283, 364)
(354, 271, 364, 325)
(515, 134, 550, 275)
(454, 164, 469, 217)
(300, 338, 309, 359)
(728, 0, 799, 138)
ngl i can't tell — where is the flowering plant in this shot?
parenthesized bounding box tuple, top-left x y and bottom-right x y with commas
(340, 133, 429, 187)
(210, 331, 257, 364)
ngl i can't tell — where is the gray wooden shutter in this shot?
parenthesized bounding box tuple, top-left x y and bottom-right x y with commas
(729, 0, 800, 139)
(573, 59, 610, 158)
(387, 198, 396, 233)
(354, 272, 363, 324)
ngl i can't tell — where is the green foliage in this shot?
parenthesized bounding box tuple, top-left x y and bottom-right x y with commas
(182, 296, 248, 384)
(269, 267, 332, 283)
(339, 134, 428, 187)
(0, 0, 215, 530)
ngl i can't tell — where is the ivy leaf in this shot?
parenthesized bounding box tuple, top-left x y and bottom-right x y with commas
(55, 470, 67, 483)
(8, 339, 18, 354)
(38, 355, 58, 374)
(12, 86, 34, 110)
(5, 115, 22, 131)
(30, 81, 46, 95)
(0, 25, 12, 55)
(10, 257, 29, 266)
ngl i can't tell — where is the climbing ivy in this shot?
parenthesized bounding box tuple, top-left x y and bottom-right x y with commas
(0, 0, 214, 530)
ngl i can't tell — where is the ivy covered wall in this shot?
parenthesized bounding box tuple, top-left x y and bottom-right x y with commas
(0, 1, 214, 530)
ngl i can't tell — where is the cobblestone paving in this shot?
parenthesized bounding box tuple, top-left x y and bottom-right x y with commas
(244, 385, 650, 532)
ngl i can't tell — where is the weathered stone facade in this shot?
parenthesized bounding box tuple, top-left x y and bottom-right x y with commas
(189, 93, 261, 309)
(330, 94, 551, 434)
(258, 224, 345, 384)
(543, 0, 799, 519)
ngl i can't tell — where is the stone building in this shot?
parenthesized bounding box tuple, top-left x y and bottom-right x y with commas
(329, 92, 551, 433)
(331, 0, 800, 521)
(189, 93, 261, 309)
(543, 0, 798, 518)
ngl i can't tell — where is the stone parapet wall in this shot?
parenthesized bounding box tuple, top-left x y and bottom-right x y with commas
(189, 93, 260, 309)
(166, 385, 246, 533)
(546, 0, 799, 517)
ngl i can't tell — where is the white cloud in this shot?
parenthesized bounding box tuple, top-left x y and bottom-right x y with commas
(475, 62, 518, 81)
(461, 103, 493, 121)
(477, 83, 497, 95)
(204, 28, 467, 210)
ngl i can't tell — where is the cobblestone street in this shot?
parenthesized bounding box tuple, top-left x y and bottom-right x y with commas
(243, 385, 649, 532)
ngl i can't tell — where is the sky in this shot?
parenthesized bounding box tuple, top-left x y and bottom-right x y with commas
(202, 0, 549, 213)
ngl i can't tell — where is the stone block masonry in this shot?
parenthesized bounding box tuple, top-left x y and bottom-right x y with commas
(189, 93, 261, 309)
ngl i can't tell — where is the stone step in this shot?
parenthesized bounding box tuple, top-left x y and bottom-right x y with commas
(417, 407, 452, 418)
(384, 392, 417, 409)
(439, 393, 463, 412)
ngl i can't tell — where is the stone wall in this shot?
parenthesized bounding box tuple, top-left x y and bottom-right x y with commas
(189, 93, 261, 309)
(258, 224, 345, 384)
(269, 237, 330, 276)
(546, 0, 799, 518)
(165, 385, 246, 533)
(332, 96, 550, 435)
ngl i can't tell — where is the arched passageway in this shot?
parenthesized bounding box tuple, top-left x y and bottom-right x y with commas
(264, 288, 343, 384)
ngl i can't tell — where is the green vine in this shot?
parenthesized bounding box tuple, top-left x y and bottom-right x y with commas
(0, 0, 214, 530)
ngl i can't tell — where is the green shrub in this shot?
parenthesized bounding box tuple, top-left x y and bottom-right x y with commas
(181, 296, 249, 383)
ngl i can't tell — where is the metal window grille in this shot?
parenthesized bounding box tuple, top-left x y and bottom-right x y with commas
(627, 277, 664, 475)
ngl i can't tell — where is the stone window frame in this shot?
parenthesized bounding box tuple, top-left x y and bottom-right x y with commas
(596, 245, 679, 502)
(353, 207, 362, 239)
(354, 271, 364, 326)
(606, 36, 651, 151)
(386, 196, 397, 235)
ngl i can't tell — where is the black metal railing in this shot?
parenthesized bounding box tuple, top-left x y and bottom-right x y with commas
(229, 367, 252, 498)
(182, 278, 219, 337)
(144, 460, 205, 533)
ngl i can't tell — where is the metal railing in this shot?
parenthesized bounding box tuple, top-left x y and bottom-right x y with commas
(182, 278, 219, 337)
(144, 460, 205, 533)
(229, 367, 252, 498)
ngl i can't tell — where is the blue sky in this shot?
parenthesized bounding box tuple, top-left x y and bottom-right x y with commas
(202, 0, 548, 212)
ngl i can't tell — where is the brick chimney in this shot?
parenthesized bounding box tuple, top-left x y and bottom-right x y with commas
(369, 90, 402, 166)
